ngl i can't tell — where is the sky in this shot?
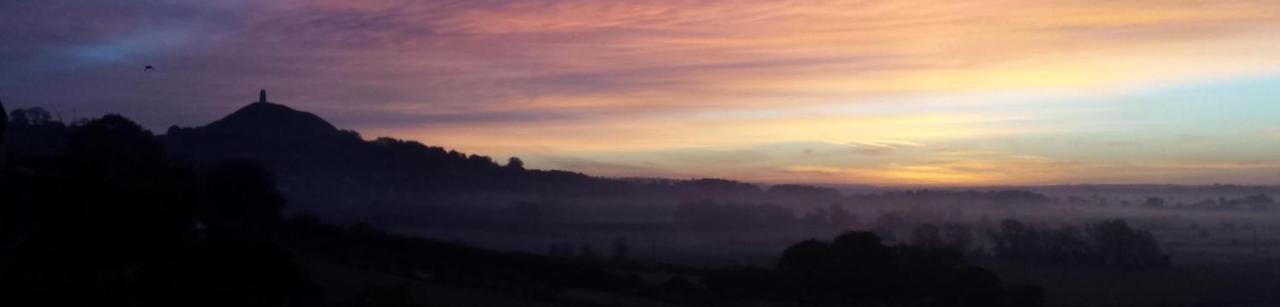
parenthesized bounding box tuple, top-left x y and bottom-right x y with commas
(2, 0, 1279, 185)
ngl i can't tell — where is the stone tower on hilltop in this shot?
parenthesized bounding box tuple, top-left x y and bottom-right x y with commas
(259, 89, 267, 103)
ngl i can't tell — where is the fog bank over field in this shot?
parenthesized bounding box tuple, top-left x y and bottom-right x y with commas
(6, 98, 1280, 306)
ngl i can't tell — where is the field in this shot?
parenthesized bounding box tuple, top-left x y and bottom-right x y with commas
(986, 223, 1280, 307)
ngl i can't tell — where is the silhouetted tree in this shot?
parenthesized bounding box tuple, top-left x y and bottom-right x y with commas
(1142, 197, 1166, 208)
(1041, 226, 1090, 265)
(873, 211, 907, 241)
(1088, 219, 1169, 268)
(828, 203, 856, 227)
(1243, 194, 1276, 210)
(748, 231, 1041, 306)
(197, 159, 287, 242)
(912, 223, 946, 250)
(506, 156, 525, 170)
(943, 223, 975, 253)
(66, 114, 167, 178)
(9, 107, 54, 127)
(1194, 194, 1278, 211)
(990, 218, 1168, 268)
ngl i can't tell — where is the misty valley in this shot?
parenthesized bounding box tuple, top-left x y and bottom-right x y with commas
(3, 97, 1279, 306)
(9, 0, 1280, 305)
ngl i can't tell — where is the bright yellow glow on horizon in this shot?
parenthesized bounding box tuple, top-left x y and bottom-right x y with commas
(296, 0, 1280, 185)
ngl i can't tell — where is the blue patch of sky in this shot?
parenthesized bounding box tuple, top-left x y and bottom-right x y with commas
(990, 73, 1280, 161)
(73, 29, 192, 65)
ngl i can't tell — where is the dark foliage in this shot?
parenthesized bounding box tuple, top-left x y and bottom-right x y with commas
(989, 219, 1170, 268)
(704, 231, 1045, 306)
(1187, 194, 1276, 211)
(0, 115, 310, 306)
(5, 107, 68, 159)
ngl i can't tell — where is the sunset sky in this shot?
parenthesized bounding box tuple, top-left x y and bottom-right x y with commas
(3, 0, 1280, 185)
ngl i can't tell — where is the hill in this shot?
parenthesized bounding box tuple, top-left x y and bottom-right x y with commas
(159, 93, 779, 224)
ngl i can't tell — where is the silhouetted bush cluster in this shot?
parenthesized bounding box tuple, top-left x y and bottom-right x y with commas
(4, 107, 68, 159)
(703, 231, 1045, 306)
(911, 222, 977, 253)
(1185, 194, 1276, 211)
(989, 219, 1170, 268)
(0, 114, 311, 306)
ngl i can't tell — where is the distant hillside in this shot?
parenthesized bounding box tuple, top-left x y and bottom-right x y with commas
(6, 97, 1061, 228)
(157, 97, 787, 222)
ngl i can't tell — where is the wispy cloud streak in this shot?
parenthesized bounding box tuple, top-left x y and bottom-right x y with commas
(3, 0, 1279, 184)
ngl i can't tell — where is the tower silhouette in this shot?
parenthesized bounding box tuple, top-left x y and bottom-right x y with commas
(259, 89, 267, 103)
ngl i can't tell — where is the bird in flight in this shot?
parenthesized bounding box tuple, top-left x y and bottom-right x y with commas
(144, 65, 155, 71)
